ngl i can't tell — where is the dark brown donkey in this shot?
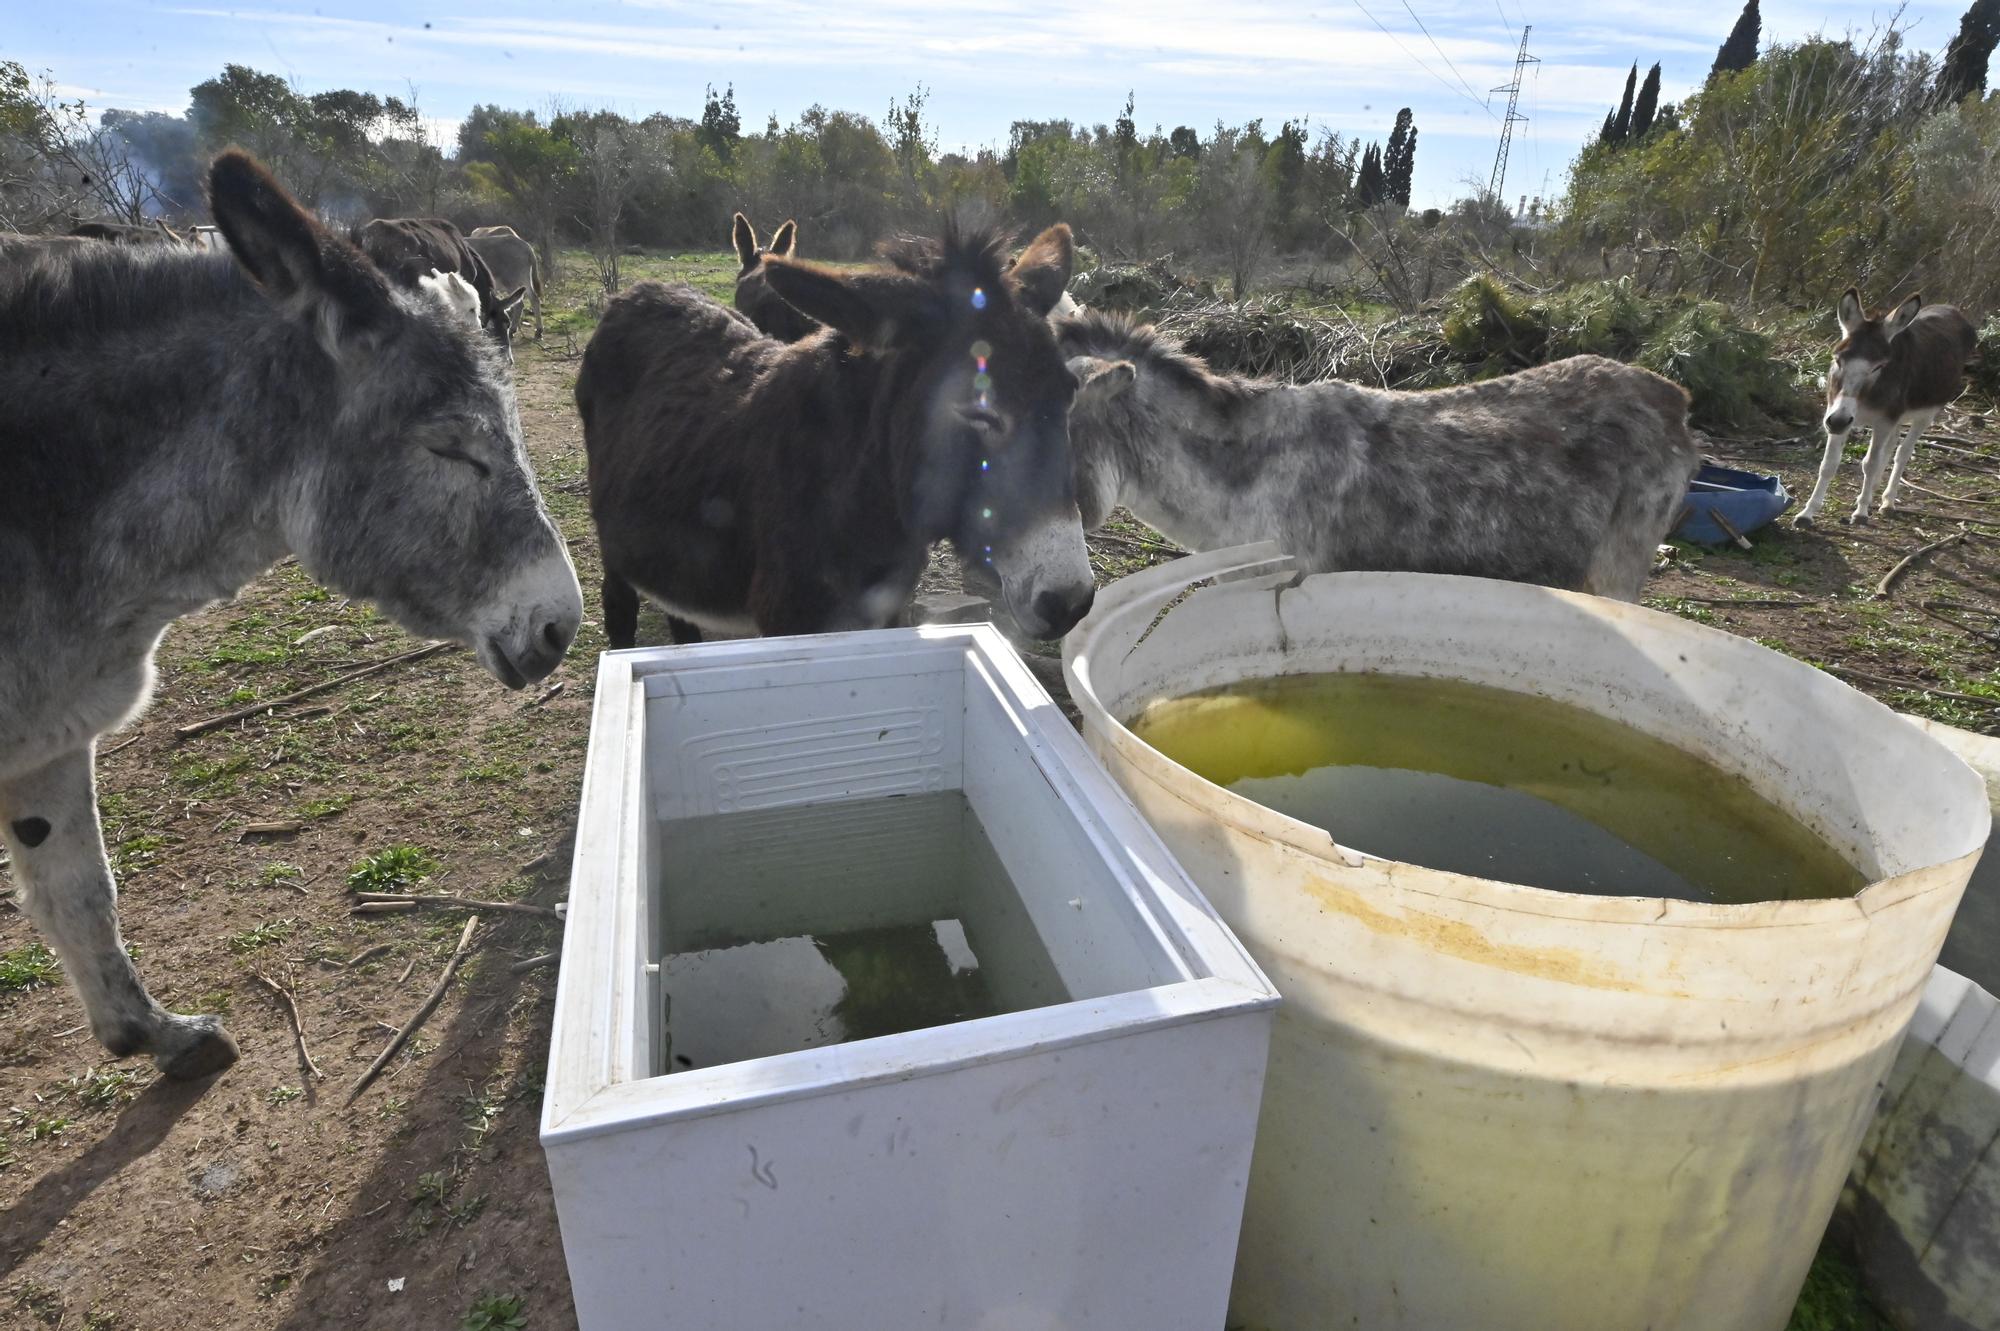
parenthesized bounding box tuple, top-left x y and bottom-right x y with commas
(731, 212, 819, 342)
(579, 222, 1095, 644)
(1795, 287, 1978, 526)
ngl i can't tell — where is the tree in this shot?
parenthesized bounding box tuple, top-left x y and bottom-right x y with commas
(1353, 142, 1386, 209)
(1191, 123, 1273, 296)
(1, 61, 161, 226)
(558, 109, 642, 290)
(1611, 64, 1638, 143)
(1168, 126, 1200, 159)
(883, 83, 937, 209)
(1382, 108, 1416, 207)
(1631, 63, 1663, 139)
(1711, 0, 1761, 81)
(1599, 109, 1618, 147)
(1934, 0, 2000, 106)
(699, 83, 741, 163)
(470, 120, 578, 265)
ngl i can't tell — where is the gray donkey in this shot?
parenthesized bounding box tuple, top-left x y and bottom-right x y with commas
(1056, 312, 1698, 600)
(0, 151, 583, 1080)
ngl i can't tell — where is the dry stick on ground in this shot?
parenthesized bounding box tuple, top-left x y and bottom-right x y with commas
(528, 680, 565, 708)
(237, 820, 303, 841)
(1883, 506, 2000, 529)
(173, 642, 455, 740)
(395, 954, 419, 984)
(348, 891, 560, 920)
(100, 734, 143, 757)
(1707, 507, 1754, 552)
(347, 914, 480, 1106)
(1919, 601, 2000, 650)
(510, 952, 559, 975)
(1824, 663, 2000, 708)
(1662, 595, 1819, 609)
(1876, 530, 1970, 600)
(1901, 479, 2000, 506)
(251, 969, 322, 1081)
(340, 943, 394, 969)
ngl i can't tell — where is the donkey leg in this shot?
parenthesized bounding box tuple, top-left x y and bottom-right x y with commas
(1848, 427, 1896, 525)
(666, 616, 705, 646)
(0, 747, 238, 1080)
(602, 569, 641, 650)
(1879, 412, 1934, 512)
(1794, 428, 1849, 526)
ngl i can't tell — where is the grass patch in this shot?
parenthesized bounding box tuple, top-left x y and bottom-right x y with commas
(462, 1293, 527, 1331)
(347, 844, 438, 893)
(67, 1066, 142, 1110)
(226, 918, 295, 954)
(299, 793, 352, 819)
(1786, 1244, 1888, 1330)
(0, 943, 61, 993)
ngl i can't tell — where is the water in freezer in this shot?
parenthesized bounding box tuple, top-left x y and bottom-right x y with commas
(1128, 672, 1866, 904)
(655, 791, 1068, 1074)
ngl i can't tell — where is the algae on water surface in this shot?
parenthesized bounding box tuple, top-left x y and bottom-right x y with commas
(1130, 672, 1865, 904)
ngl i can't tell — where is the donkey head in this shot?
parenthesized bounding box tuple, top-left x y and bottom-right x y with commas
(732, 212, 798, 275)
(209, 150, 582, 687)
(1827, 287, 1922, 434)
(732, 214, 817, 342)
(761, 222, 1094, 639)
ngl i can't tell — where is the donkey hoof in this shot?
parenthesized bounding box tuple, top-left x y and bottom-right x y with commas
(1791, 514, 1817, 530)
(155, 1018, 240, 1081)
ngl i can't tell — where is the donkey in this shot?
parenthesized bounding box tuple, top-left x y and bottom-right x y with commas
(579, 222, 1095, 644)
(468, 225, 543, 342)
(352, 216, 525, 359)
(1056, 312, 1698, 601)
(731, 213, 818, 342)
(0, 150, 583, 1080)
(1794, 288, 1978, 526)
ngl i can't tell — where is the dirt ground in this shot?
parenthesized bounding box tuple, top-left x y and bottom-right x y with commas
(3, 260, 1995, 1331)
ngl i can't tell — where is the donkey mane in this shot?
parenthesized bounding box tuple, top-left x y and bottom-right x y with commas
(878, 222, 1016, 290)
(1056, 309, 1253, 406)
(0, 244, 249, 352)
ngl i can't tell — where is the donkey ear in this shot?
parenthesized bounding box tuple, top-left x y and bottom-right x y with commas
(732, 213, 759, 271)
(771, 219, 798, 258)
(1008, 223, 1076, 318)
(1837, 288, 1864, 338)
(1887, 293, 1923, 339)
(1069, 356, 1136, 409)
(760, 257, 938, 349)
(208, 149, 392, 349)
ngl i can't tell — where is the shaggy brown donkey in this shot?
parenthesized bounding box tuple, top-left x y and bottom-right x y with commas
(579, 222, 1094, 644)
(731, 213, 819, 342)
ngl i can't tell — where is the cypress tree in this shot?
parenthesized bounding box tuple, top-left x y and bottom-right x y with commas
(1611, 63, 1638, 143)
(1711, 0, 1761, 81)
(1383, 108, 1417, 208)
(1935, 0, 2000, 107)
(1631, 63, 1663, 139)
(1599, 109, 1617, 146)
(1354, 143, 1385, 208)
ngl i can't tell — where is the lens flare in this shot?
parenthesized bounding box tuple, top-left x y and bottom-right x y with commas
(971, 287, 987, 310)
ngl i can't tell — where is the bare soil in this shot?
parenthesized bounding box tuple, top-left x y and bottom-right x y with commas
(2, 260, 1992, 1331)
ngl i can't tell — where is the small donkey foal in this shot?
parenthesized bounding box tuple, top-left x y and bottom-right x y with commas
(1795, 288, 1977, 526)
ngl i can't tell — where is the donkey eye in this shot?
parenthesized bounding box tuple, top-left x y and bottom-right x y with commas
(427, 445, 491, 478)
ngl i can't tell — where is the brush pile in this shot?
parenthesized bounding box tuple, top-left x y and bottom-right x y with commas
(1120, 274, 1808, 433)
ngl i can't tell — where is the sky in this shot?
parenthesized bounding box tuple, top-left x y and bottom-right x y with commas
(11, 1, 1976, 209)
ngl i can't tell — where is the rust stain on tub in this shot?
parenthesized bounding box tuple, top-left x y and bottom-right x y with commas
(1300, 870, 1671, 994)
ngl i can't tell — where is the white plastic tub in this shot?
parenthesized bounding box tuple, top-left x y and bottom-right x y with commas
(542, 625, 1277, 1331)
(1063, 544, 1990, 1331)
(1840, 717, 2000, 1331)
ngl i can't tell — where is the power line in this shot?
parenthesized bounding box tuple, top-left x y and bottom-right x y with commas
(1347, 0, 1499, 121)
(1398, 0, 1497, 115)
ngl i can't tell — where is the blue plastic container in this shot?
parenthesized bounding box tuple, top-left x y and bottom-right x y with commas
(1674, 463, 1792, 546)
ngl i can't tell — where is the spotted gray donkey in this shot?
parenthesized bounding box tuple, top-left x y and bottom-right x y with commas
(1057, 311, 1698, 600)
(0, 151, 582, 1079)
